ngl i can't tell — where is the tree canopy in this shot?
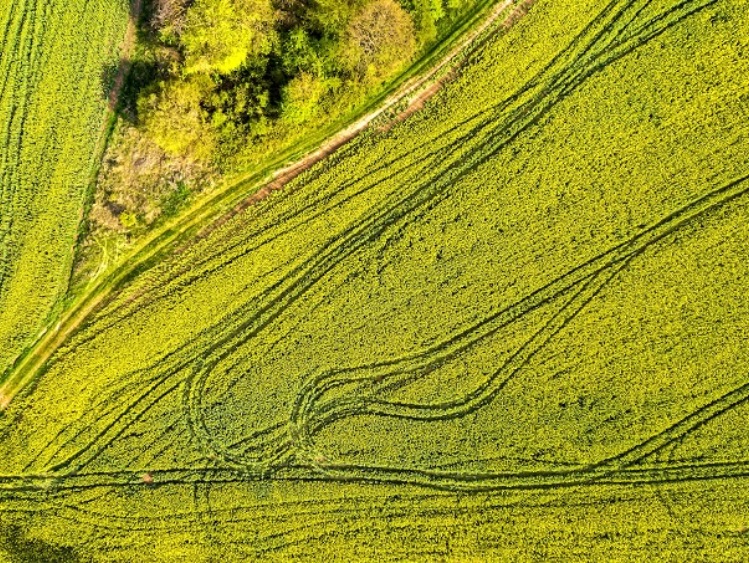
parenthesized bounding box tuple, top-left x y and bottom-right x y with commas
(342, 0, 416, 83)
(131, 0, 471, 163)
(181, 0, 277, 74)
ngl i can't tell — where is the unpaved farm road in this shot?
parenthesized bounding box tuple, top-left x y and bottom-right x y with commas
(0, 0, 532, 408)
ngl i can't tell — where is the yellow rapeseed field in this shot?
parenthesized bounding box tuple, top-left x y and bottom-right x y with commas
(1, 0, 748, 560)
(0, 0, 129, 376)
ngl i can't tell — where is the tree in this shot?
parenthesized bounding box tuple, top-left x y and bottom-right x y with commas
(138, 74, 217, 160)
(309, 0, 360, 36)
(152, 0, 191, 42)
(282, 72, 330, 123)
(181, 0, 277, 75)
(341, 0, 417, 84)
(281, 28, 324, 77)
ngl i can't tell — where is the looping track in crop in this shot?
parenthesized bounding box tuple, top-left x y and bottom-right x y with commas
(3, 0, 744, 500)
(178, 0, 737, 483)
(0, 19, 745, 560)
(1, 0, 748, 557)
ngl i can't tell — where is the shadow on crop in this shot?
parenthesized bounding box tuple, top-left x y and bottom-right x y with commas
(0, 525, 85, 563)
(100, 0, 167, 121)
(101, 58, 161, 119)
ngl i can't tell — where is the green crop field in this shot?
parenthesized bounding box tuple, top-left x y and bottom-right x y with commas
(1, 0, 748, 560)
(0, 0, 129, 378)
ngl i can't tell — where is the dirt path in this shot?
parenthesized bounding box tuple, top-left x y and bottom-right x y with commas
(386, 0, 538, 127)
(108, 0, 142, 111)
(274, 0, 516, 168)
(0, 0, 537, 408)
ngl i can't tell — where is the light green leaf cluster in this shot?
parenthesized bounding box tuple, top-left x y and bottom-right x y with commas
(139, 74, 218, 158)
(182, 0, 276, 74)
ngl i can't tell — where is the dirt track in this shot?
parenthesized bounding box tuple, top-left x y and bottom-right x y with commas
(108, 0, 143, 111)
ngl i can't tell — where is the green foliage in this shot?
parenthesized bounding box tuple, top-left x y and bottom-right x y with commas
(88, 0, 483, 251)
(411, 0, 440, 43)
(281, 29, 325, 77)
(89, 0, 486, 251)
(160, 182, 192, 218)
(139, 74, 218, 158)
(118, 211, 145, 234)
(282, 72, 331, 123)
(133, 0, 472, 168)
(181, 0, 277, 74)
(309, 0, 361, 34)
(340, 0, 418, 83)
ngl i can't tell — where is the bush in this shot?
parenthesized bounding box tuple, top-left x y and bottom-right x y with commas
(181, 0, 277, 74)
(341, 0, 417, 84)
(139, 74, 217, 159)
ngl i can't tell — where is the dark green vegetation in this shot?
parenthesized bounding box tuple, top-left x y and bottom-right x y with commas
(0, 525, 83, 563)
(2, 0, 749, 560)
